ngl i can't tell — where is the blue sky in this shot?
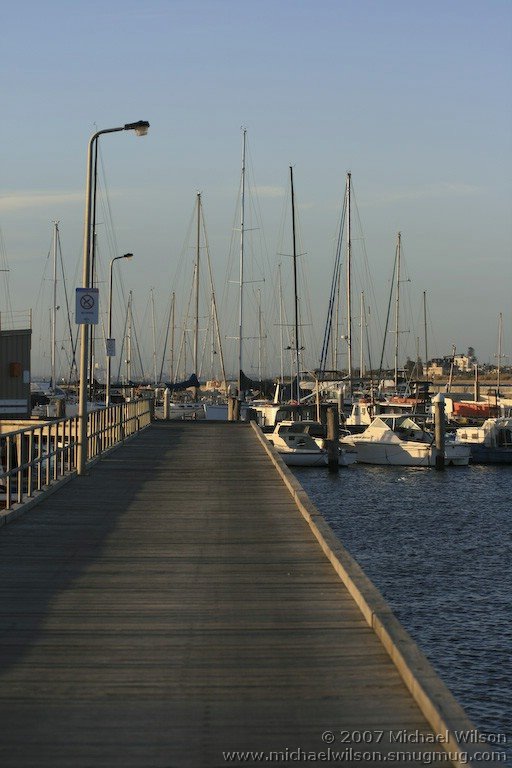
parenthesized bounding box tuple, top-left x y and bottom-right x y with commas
(1, 0, 511, 380)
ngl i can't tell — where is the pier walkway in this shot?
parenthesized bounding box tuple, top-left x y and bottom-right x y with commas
(0, 421, 476, 767)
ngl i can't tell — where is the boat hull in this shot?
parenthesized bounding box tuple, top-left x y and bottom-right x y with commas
(338, 451, 357, 467)
(350, 441, 432, 466)
(167, 403, 205, 420)
(347, 441, 470, 467)
(466, 445, 512, 464)
(277, 450, 328, 467)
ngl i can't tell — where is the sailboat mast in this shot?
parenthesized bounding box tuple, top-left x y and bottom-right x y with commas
(51, 221, 59, 388)
(359, 291, 365, 378)
(257, 288, 263, 389)
(290, 166, 301, 402)
(237, 129, 246, 396)
(151, 288, 157, 386)
(170, 292, 175, 383)
(278, 264, 284, 386)
(126, 291, 132, 384)
(200, 198, 228, 392)
(423, 290, 428, 379)
(194, 193, 201, 378)
(497, 311, 503, 394)
(394, 232, 401, 390)
(346, 172, 353, 394)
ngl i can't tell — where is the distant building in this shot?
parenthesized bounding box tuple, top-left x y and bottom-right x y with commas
(453, 354, 473, 373)
(425, 358, 450, 378)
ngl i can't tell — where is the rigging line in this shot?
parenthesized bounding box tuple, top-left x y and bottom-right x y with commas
(365, 302, 374, 383)
(319, 192, 347, 373)
(159, 292, 174, 384)
(174, 318, 188, 383)
(350, 184, 384, 343)
(200, 202, 228, 387)
(159, 201, 200, 373)
(245, 140, 272, 284)
(115, 300, 130, 383)
(57, 226, 79, 382)
(96, 145, 120, 259)
(377, 244, 398, 384)
(124, 293, 145, 381)
(175, 274, 197, 381)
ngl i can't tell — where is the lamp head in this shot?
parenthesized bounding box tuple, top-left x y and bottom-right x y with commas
(123, 253, 134, 259)
(124, 120, 150, 136)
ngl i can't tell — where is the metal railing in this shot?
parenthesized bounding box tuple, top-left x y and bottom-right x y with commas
(1, 398, 152, 512)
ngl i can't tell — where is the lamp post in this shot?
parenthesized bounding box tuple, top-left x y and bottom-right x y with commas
(106, 253, 133, 407)
(77, 120, 149, 476)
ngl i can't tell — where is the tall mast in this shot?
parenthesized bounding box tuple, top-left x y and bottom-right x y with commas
(51, 221, 59, 388)
(447, 344, 456, 393)
(237, 129, 247, 396)
(394, 232, 402, 390)
(200, 198, 228, 392)
(278, 264, 284, 386)
(194, 192, 201, 379)
(497, 311, 503, 394)
(151, 288, 157, 386)
(333, 264, 340, 371)
(359, 291, 365, 378)
(257, 288, 263, 389)
(209, 297, 215, 380)
(346, 172, 353, 394)
(423, 290, 428, 379)
(170, 292, 175, 383)
(126, 291, 132, 384)
(290, 166, 301, 402)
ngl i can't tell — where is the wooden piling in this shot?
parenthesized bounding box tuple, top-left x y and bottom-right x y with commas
(433, 394, 446, 470)
(326, 405, 339, 472)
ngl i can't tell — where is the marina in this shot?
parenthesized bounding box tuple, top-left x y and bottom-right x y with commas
(0, 419, 499, 767)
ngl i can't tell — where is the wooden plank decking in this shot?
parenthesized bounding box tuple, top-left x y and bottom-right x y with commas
(0, 421, 464, 767)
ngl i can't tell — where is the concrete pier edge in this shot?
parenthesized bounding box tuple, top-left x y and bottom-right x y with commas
(251, 421, 491, 768)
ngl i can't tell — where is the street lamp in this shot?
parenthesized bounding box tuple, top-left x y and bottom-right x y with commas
(106, 253, 133, 406)
(77, 120, 149, 476)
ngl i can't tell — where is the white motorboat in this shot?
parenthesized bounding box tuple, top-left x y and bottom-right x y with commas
(282, 420, 357, 466)
(266, 421, 328, 467)
(341, 415, 470, 467)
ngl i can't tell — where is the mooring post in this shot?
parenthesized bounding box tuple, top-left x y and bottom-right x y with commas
(432, 393, 445, 470)
(326, 406, 339, 473)
(163, 388, 170, 421)
(227, 396, 240, 421)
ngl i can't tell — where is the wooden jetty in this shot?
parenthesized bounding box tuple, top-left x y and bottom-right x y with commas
(0, 421, 482, 767)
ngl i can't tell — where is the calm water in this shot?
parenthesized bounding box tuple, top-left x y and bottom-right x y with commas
(294, 463, 511, 758)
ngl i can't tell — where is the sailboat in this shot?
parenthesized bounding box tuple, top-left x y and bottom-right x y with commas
(250, 165, 308, 427)
(204, 129, 259, 420)
(317, 172, 382, 413)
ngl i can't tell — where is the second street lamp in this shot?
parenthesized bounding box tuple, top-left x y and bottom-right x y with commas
(77, 120, 149, 476)
(106, 253, 133, 407)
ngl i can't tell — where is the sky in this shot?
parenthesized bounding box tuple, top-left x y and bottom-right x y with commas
(1, 0, 511, 382)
